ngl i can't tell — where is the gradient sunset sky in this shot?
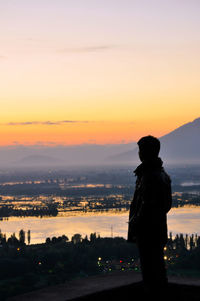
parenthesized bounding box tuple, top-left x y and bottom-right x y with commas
(1, 0, 200, 146)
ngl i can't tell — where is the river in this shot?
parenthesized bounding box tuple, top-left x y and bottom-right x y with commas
(0, 206, 200, 244)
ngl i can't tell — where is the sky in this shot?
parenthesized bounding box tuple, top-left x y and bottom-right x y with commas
(0, 0, 200, 146)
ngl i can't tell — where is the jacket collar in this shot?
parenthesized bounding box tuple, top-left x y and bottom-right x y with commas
(134, 157, 163, 177)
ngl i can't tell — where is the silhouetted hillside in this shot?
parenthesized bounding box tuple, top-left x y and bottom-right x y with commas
(109, 117, 200, 165)
(160, 117, 200, 163)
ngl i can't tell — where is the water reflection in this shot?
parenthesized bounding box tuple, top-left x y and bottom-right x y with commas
(167, 206, 200, 235)
(181, 181, 200, 186)
(0, 206, 200, 244)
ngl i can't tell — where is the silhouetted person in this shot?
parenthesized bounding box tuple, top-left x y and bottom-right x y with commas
(128, 136, 172, 298)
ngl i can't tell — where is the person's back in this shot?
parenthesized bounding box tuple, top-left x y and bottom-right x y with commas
(130, 157, 171, 242)
(128, 136, 172, 297)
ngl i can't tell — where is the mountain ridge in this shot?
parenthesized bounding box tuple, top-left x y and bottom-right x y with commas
(0, 117, 199, 167)
(0, 143, 137, 167)
(109, 117, 200, 165)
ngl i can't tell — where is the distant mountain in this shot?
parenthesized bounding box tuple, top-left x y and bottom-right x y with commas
(0, 143, 136, 167)
(18, 155, 63, 166)
(109, 117, 200, 165)
(160, 117, 200, 163)
(1, 117, 199, 168)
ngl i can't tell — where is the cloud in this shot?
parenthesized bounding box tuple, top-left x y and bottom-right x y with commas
(7, 122, 36, 126)
(2, 120, 134, 127)
(2, 120, 91, 126)
(59, 45, 117, 53)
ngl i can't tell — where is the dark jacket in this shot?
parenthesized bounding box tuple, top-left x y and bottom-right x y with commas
(127, 157, 172, 244)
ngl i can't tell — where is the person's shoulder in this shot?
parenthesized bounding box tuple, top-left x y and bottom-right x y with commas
(160, 169, 171, 182)
(141, 171, 157, 185)
(143, 169, 170, 185)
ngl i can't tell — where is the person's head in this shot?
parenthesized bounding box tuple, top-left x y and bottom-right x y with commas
(137, 135, 160, 162)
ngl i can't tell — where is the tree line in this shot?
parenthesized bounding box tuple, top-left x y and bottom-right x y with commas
(0, 229, 31, 245)
(0, 231, 200, 300)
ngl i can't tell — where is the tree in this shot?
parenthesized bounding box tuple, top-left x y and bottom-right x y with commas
(197, 236, 200, 249)
(0, 230, 3, 244)
(189, 234, 195, 251)
(7, 233, 19, 245)
(19, 229, 25, 245)
(83, 235, 89, 243)
(27, 230, 31, 245)
(185, 234, 188, 249)
(61, 235, 69, 242)
(179, 234, 186, 251)
(46, 237, 51, 244)
(90, 232, 97, 242)
(52, 237, 57, 244)
(71, 234, 82, 244)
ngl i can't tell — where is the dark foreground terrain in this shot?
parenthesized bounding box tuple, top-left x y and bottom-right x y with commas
(72, 282, 200, 301)
(8, 270, 200, 301)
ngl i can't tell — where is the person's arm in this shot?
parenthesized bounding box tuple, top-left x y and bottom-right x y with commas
(128, 197, 137, 221)
(135, 174, 161, 221)
(127, 198, 138, 242)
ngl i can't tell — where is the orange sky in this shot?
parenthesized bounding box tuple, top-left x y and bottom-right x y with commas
(0, 116, 196, 146)
(0, 1, 200, 146)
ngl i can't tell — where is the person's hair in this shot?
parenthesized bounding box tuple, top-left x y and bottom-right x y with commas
(137, 135, 160, 159)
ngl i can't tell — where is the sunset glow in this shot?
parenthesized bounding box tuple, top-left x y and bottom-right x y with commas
(1, 1, 200, 146)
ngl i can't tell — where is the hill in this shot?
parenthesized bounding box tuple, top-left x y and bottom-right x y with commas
(109, 117, 200, 165)
(0, 143, 136, 167)
(18, 155, 63, 166)
(1, 117, 200, 167)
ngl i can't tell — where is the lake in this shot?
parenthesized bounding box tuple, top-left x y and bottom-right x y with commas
(0, 206, 200, 244)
